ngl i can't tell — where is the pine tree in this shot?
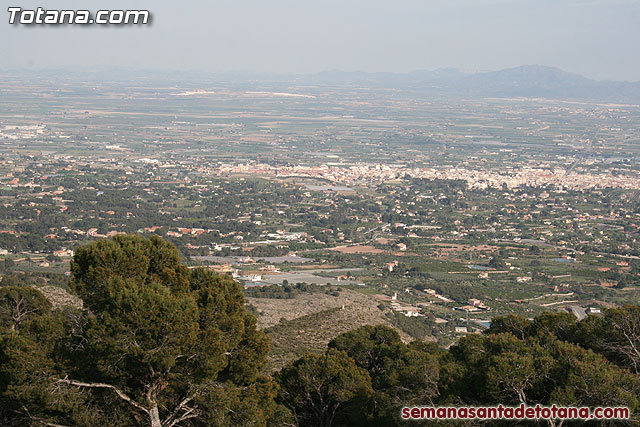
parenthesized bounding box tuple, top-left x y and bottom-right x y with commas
(0, 235, 283, 426)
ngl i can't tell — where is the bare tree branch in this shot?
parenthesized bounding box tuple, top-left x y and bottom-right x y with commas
(162, 392, 204, 427)
(167, 409, 201, 427)
(56, 378, 150, 415)
(20, 405, 71, 427)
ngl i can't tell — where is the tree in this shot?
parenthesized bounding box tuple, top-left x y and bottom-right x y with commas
(530, 312, 576, 342)
(0, 235, 281, 427)
(0, 287, 52, 331)
(574, 305, 640, 374)
(483, 334, 553, 405)
(549, 339, 640, 425)
(1, 258, 14, 273)
(441, 327, 640, 425)
(277, 349, 373, 427)
(486, 314, 531, 340)
(488, 256, 506, 270)
(328, 326, 440, 425)
(328, 325, 406, 380)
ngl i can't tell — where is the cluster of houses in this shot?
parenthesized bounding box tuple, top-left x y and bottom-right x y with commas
(456, 298, 491, 312)
(373, 292, 424, 317)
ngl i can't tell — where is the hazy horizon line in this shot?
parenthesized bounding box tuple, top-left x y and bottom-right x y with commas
(3, 64, 639, 83)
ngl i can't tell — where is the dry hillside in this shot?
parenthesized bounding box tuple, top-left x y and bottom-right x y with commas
(36, 285, 83, 310)
(248, 289, 410, 370)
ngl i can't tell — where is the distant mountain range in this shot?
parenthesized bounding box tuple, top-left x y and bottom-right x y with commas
(5, 65, 640, 103)
(308, 65, 640, 102)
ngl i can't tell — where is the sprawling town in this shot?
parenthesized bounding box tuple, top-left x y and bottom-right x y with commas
(3, 0, 640, 421)
(1, 72, 639, 360)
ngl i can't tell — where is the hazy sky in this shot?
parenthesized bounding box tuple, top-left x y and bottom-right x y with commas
(2, 0, 640, 80)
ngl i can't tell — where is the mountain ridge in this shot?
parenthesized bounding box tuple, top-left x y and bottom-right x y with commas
(308, 65, 640, 102)
(4, 65, 640, 102)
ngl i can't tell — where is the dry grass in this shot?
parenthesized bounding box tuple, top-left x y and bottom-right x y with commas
(330, 245, 384, 254)
(249, 289, 410, 370)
